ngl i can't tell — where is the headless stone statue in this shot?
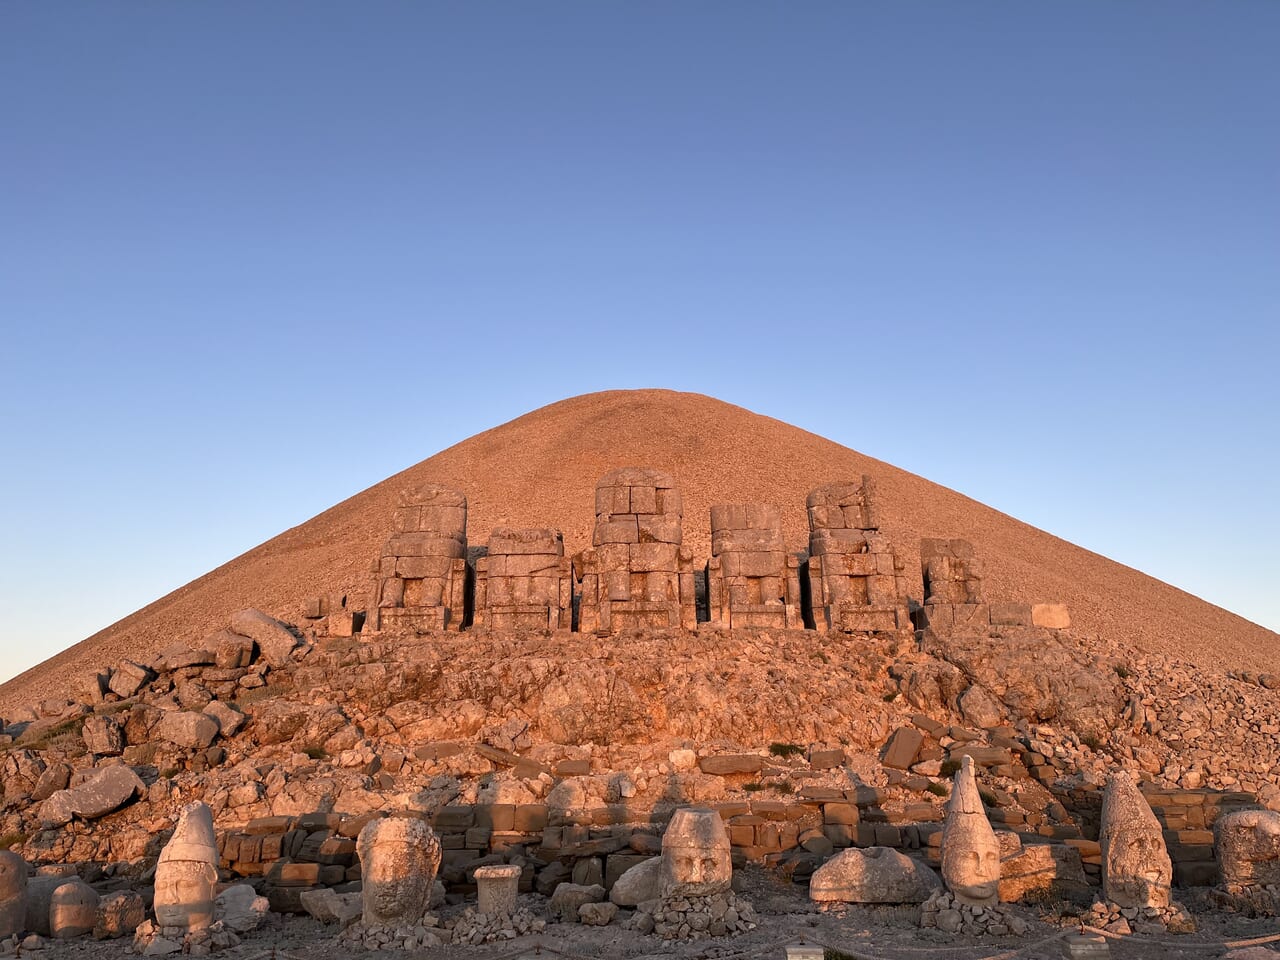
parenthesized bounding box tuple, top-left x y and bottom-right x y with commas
(356, 817, 442, 926)
(0, 850, 26, 939)
(1099, 772, 1172, 909)
(659, 807, 732, 898)
(155, 801, 219, 932)
(940, 756, 1001, 907)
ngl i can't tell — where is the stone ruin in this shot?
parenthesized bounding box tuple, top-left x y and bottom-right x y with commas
(353, 468, 1069, 639)
(804, 476, 913, 633)
(372, 483, 470, 632)
(574, 468, 696, 634)
(705, 503, 802, 629)
(473, 528, 572, 631)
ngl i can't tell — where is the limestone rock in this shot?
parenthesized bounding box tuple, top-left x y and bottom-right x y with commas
(209, 629, 256, 668)
(0, 851, 27, 939)
(108, 661, 153, 699)
(300, 888, 361, 925)
(998, 843, 1089, 903)
(1216, 810, 1280, 886)
(81, 715, 124, 756)
(547, 883, 604, 923)
(38, 764, 145, 826)
(214, 884, 270, 933)
(94, 890, 145, 939)
(202, 700, 245, 737)
(156, 711, 219, 749)
(1100, 772, 1172, 909)
(579, 901, 618, 926)
(809, 847, 943, 903)
(50, 878, 98, 938)
(229, 608, 300, 666)
(610, 856, 662, 906)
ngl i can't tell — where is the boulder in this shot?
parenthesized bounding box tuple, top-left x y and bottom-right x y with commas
(881, 727, 924, 769)
(50, 878, 98, 938)
(229, 609, 299, 666)
(108, 661, 153, 699)
(299, 888, 361, 925)
(94, 890, 145, 939)
(82, 716, 124, 756)
(156, 711, 220, 749)
(547, 883, 604, 923)
(998, 844, 1090, 903)
(203, 701, 245, 737)
(610, 856, 662, 906)
(31, 762, 72, 801)
(578, 901, 618, 926)
(215, 883, 270, 933)
(209, 629, 256, 668)
(809, 847, 943, 903)
(38, 765, 145, 827)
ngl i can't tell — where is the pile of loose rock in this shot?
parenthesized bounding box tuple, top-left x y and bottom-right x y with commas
(445, 905, 546, 943)
(1086, 899, 1195, 935)
(132, 918, 241, 956)
(629, 892, 758, 939)
(336, 917, 444, 951)
(919, 890, 1027, 936)
(1213, 883, 1280, 917)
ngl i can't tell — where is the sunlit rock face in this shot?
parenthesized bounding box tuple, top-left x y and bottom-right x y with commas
(659, 807, 732, 898)
(356, 817, 442, 926)
(0, 850, 27, 938)
(940, 756, 1001, 907)
(155, 802, 219, 932)
(1100, 772, 1172, 909)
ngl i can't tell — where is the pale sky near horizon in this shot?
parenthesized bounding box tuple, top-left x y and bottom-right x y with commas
(1, 3, 1277, 684)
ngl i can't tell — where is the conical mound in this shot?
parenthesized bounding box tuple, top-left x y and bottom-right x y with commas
(2, 389, 1274, 710)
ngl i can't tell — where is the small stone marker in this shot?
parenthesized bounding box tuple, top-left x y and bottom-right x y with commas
(784, 944, 824, 960)
(1065, 932, 1110, 958)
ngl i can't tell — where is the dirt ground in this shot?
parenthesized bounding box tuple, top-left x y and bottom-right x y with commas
(32, 868, 1280, 960)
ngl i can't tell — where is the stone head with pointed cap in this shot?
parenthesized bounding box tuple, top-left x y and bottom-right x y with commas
(155, 801, 219, 931)
(940, 756, 1001, 906)
(356, 816, 442, 926)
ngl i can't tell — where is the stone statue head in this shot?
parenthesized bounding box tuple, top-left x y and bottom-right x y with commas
(940, 756, 1001, 906)
(659, 807, 732, 898)
(1218, 810, 1280, 886)
(155, 802, 219, 931)
(356, 816, 442, 926)
(1100, 772, 1172, 909)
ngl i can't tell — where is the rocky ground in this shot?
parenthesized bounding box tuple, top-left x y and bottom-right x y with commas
(19, 867, 1280, 960)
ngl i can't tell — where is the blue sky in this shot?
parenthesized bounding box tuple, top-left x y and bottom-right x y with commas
(2, 2, 1277, 682)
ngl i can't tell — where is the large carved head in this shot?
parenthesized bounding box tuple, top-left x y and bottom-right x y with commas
(1100, 773, 1172, 909)
(155, 802, 219, 930)
(659, 807, 732, 898)
(356, 817, 442, 925)
(940, 757, 1001, 906)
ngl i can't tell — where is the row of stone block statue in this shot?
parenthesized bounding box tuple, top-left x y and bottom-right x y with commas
(367, 468, 1068, 636)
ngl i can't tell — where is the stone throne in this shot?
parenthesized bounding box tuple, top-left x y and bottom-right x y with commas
(473, 527, 573, 631)
(705, 503, 802, 629)
(371, 483, 469, 632)
(805, 476, 913, 632)
(574, 467, 696, 634)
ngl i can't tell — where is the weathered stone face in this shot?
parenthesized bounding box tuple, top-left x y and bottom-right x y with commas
(940, 756, 1001, 906)
(659, 807, 732, 898)
(0, 850, 26, 938)
(1100, 772, 1172, 909)
(1217, 809, 1280, 887)
(356, 817, 442, 926)
(155, 801, 219, 931)
(809, 847, 943, 903)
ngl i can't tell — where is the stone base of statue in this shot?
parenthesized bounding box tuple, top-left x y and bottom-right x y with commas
(919, 890, 1029, 937)
(626, 892, 757, 939)
(337, 914, 444, 951)
(447, 905, 546, 944)
(132, 919, 241, 955)
(1086, 899, 1196, 935)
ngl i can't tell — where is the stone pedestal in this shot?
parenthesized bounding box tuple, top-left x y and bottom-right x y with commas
(474, 864, 522, 917)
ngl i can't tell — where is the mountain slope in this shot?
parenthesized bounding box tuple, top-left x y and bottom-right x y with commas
(2, 389, 1273, 712)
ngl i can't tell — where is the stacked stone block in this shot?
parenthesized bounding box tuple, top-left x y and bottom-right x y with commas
(372, 484, 469, 632)
(919, 539, 1071, 633)
(705, 504, 802, 629)
(473, 528, 573, 631)
(805, 477, 912, 632)
(574, 468, 695, 634)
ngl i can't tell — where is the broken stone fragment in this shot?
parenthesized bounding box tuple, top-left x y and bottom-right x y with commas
(229, 609, 300, 666)
(808, 847, 942, 903)
(38, 764, 145, 827)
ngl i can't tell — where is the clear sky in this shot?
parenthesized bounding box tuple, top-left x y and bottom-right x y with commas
(2, 3, 1277, 683)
